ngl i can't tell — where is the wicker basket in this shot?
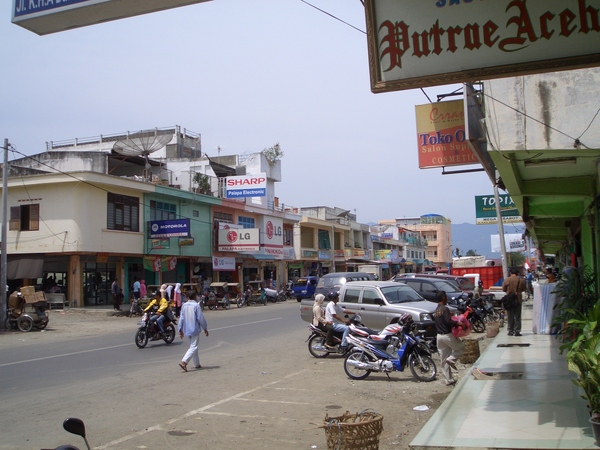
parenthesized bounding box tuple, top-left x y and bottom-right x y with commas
(459, 338, 481, 364)
(322, 410, 383, 450)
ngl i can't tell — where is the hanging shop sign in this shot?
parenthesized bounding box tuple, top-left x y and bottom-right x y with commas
(179, 237, 194, 246)
(12, 0, 213, 35)
(212, 256, 236, 271)
(260, 216, 283, 258)
(148, 219, 190, 238)
(218, 228, 260, 252)
(151, 239, 170, 249)
(416, 100, 478, 168)
(491, 234, 526, 253)
(365, 0, 600, 92)
(475, 194, 522, 225)
(225, 173, 267, 199)
(143, 256, 177, 272)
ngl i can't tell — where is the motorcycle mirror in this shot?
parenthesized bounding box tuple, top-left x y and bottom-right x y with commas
(63, 418, 86, 438)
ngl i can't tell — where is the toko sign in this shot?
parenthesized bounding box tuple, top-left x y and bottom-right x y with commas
(365, 0, 600, 92)
(225, 173, 267, 199)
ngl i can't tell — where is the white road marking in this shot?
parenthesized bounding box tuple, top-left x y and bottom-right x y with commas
(0, 317, 282, 367)
(95, 369, 309, 449)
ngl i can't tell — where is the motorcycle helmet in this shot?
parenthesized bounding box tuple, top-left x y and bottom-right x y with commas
(399, 313, 413, 324)
(327, 291, 339, 300)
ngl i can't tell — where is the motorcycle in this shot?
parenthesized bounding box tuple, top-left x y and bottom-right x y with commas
(343, 318, 437, 382)
(53, 418, 90, 450)
(135, 311, 176, 348)
(457, 296, 486, 333)
(471, 296, 504, 327)
(306, 314, 375, 358)
(264, 287, 286, 303)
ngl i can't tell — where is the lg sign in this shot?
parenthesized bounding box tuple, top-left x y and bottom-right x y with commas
(227, 231, 238, 243)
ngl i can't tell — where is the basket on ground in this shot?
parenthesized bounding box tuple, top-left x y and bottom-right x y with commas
(321, 410, 383, 450)
(459, 338, 481, 364)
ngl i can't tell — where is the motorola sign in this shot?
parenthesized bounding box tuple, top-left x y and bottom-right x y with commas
(12, 0, 212, 35)
(148, 219, 190, 238)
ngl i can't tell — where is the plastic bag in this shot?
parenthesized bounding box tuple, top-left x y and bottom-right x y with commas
(451, 314, 471, 337)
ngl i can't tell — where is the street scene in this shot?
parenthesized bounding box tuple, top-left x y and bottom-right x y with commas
(0, 301, 490, 450)
(2, 1, 600, 449)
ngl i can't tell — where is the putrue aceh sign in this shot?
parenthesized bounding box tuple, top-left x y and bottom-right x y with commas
(12, 0, 212, 35)
(475, 194, 522, 225)
(365, 0, 600, 92)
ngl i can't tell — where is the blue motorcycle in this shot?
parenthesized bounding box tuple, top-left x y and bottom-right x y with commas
(343, 320, 437, 382)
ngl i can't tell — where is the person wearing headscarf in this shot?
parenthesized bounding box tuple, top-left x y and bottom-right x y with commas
(165, 284, 174, 302)
(174, 283, 182, 317)
(312, 294, 328, 332)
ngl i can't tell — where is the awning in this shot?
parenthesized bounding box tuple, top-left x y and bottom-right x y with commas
(7, 256, 44, 279)
(246, 254, 276, 260)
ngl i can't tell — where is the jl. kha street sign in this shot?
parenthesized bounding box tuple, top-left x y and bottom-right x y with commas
(475, 194, 522, 225)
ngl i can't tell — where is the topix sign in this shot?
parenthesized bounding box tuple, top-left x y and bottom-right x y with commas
(12, 0, 212, 35)
(365, 0, 600, 92)
(416, 99, 478, 168)
(475, 194, 522, 225)
(225, 173, 267, 199)
(218, 228, 260, 252)
(148, 219, 190, 238)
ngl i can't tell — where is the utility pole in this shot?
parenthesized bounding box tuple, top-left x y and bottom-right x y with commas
(493, 175, 509, 279)
(1, 139, 9, 331)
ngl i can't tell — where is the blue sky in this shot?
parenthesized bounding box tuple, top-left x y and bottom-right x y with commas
(1, 0, 496, 225)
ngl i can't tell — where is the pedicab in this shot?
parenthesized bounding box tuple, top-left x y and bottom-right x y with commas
(5, 288, 49, 332)
(207, 282, 231, 310)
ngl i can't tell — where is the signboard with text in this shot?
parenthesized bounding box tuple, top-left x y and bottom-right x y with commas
(225, 173, 267, 199)
(475, 194, 522, 225)
(13, 0, 212, 35)
(259, 216, 283, 258)
(148, 219, 190, 238)
(218, 228, 260, 252)
(416, 100, 478, 168)
(365, 0, 600, 92)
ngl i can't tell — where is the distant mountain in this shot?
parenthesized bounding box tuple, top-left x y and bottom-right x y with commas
(452, 223, 524, 259)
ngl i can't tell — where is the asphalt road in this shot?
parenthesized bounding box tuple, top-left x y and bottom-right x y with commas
(0, 301, 462, 450)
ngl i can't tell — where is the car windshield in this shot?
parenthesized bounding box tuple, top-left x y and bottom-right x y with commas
(293, 278, 309, 287)
(457, 278, 475, 290)
(431, 280, 460, 293)
(380, 286, 424, 304)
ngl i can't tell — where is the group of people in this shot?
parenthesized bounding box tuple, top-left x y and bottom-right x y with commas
(140, 283, 210, 373)
(308, 267, 539, 388)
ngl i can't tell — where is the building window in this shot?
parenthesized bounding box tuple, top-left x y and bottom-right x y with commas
(9, 204, 39, 231)
(318, 229, 331, 249)
(214, 211, 233, 223)
(283, 223, 293, 246)
(107, 193, 139, 232)
(238, 216, 255, 229)
(150, 200, 176, 221)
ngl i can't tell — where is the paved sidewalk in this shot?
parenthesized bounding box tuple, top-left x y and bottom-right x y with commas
(411, 303, 597, 449)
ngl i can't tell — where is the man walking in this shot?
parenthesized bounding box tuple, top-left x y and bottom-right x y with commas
(111, 278, 121, 311)
(502, 268, 526, 336)
(178, 289, 209, 372)
(433, 291, 466, 386)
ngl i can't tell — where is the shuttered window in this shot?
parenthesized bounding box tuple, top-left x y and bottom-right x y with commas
(107, 193, 139, 231)
(9, 204, 39, 231)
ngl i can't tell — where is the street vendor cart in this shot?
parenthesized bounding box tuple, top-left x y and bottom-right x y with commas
(5, 287, 49, 332)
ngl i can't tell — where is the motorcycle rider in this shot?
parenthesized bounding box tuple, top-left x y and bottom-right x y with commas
(143, 286, 170, 340)
(324, 291, 354, 352)
(312, 294, 329, 332)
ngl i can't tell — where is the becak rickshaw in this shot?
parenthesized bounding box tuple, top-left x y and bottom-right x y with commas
(208, 282, 231, 310)
(244, 280, 268, 306)
(5, 289, 49, 332)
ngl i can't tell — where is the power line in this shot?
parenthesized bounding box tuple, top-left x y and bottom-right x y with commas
(299, 0, 365, 34)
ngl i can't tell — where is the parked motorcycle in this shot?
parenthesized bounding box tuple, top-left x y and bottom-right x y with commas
(457, 296, 486, 333)
(53, 418, 90, 450)
(306, 314, 375, 357)
(135, 311, 176, 348)
(264, 287, 286, 303)
(471, 297, 504, 327)
(343, 318, 437, 382)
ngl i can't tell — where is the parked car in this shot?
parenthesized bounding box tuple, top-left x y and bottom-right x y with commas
(392, 273, 494, 302)
(300, 280, 437, 337)
(314, 272, 371, 298)
(393, 276, 465, 308)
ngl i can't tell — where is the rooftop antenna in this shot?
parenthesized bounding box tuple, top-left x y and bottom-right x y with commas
(113, 129, 172, 181)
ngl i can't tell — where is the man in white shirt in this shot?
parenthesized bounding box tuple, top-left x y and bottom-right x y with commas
(324, 291, 353, 351)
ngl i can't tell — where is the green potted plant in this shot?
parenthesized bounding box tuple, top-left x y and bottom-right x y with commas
(565, 301, 600, 443)
(193, 173, 212, 195)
